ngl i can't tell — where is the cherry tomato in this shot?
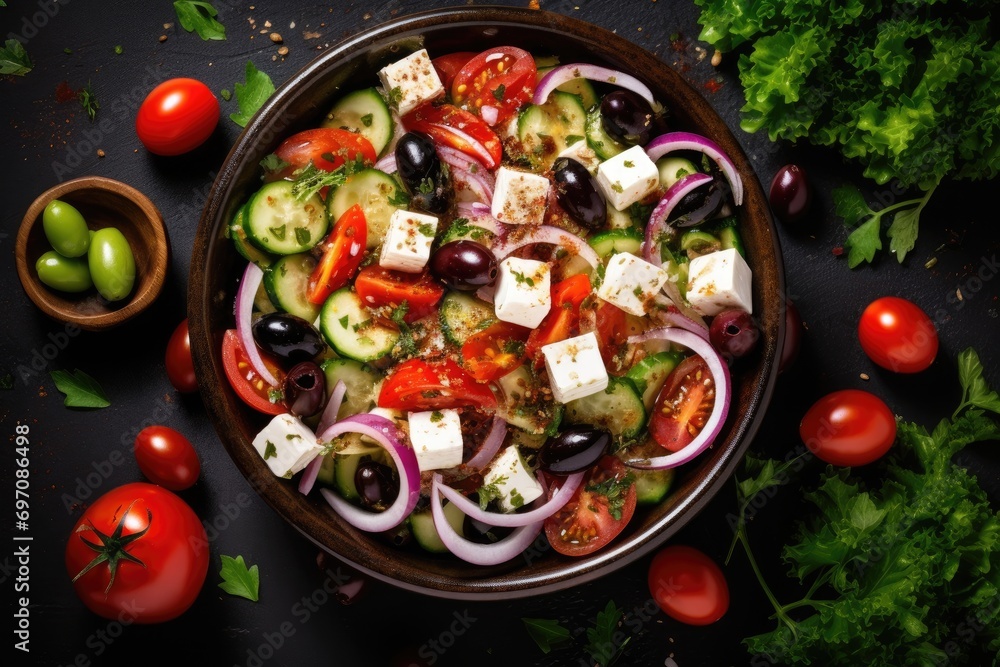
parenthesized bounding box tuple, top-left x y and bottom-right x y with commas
(648, 355, 715, 453)
(165, 318, 198, 393)
(136, 78, 220, 156)
(799, 389, 896, 466)
(65, 482, 209, 623)
(272, 127, 377, 179)
(220, 329, 287, 415)
(354, 266, 445, 324)
(542, 455, 637, 557)
(648, 545, 730, 626)
(858, 296, 938, 373)
(431, 51, 477, 90)
(307, 204, 368, 305)
(377, 358, 497, 411)
(451, 46, 536, 124)
(525, 274, 591, 364)
(462, 320, 531, 382)
(134, 425, 201, 491)
(403, 103, 503, 168)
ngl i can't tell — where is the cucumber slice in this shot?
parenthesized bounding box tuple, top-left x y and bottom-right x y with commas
(244, 181, 328, 255)
(439, 291, 497, 346)
(253, 279, 277, 315)
(536, 66, 599, 110)
(229, 203, 275, 268)
(605, 203, 634, 231)
(327, 168, 405, 249)
(585, 106, 628, 160)
(517, 91, 587, 171)
(680, 229, 722, 256)
(633, 467, 675, 505)
(588, 228, 643, 258)
(319, 288, 399, 362)
(409, 502, 466, 553)
(497, 364, 563, 435)
(626, 351, 684, 411)
(263, 253, 320, 322)
(321, 88, 394, 157)
(316, 452, 336, 486)
(657, 157, 699, 189)
(320, 357, 383, 419)
(563, 376, 646, 441)
(709, 217, 746, 257)
(333, 450, 388, 501)
(661, 249, 690, 301)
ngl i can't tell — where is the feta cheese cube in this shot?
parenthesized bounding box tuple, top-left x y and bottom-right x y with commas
(377, 49, 444, 116)
(596, 252, 669, 316)
(557, 139, 601, 175)
(252, 413, 324, 479)
(491, 166, 550, 225)
(494, 257, 551, 328)
(541, 332, 609, 403)
(482, 446, 544, 512)
(408, 409, 463, 472)
(596, 145, 660, 211)
(686, 247, 754, 317)
(379, 209, 438, 273)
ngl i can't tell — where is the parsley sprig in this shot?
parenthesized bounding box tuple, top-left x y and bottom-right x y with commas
(585, 473, 634, 521)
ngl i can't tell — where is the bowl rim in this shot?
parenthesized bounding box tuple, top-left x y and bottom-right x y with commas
(188, 4, 785, 599)
(15, 175, 169, 332)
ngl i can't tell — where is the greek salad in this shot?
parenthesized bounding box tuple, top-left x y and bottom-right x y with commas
(221, 45, 758, 564)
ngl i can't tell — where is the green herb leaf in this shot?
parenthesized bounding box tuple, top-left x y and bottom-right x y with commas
(360, 112, 373, 127)
(290, 162, 347, 201)
(832, 185, 872, 228)
(521, 617, 572, 654)
(259, 153, 289, 175)
(585, 474, 634, 521)
(220, 88, 231, 101)
(218, 555, 259, 601)
(0, 38, 31, 76)
(114, 45, 123, 55)
(956, 347, 1000, 417)
(173, 1, 226, 41)
(844, 217, 882, 268)
(230, 61, 275, 127)
(492, 83, 506, 101)
(50, 369, 110, 408)
(585, 600, 628, 666)
(78, 81, 99, 122)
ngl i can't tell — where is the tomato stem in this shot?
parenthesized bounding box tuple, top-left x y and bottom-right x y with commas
(71, 500, 151, 595)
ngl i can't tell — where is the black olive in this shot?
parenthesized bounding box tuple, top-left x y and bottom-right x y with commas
(668, 177, 730, 228)
(600, 90, 656, 146)
(251, 312, 325, 364)
(552, 157, 607, 230)
(355, 460, 399, 511)
(395, 131, 454, 214)
(282, 361, 326, 417)
(538, 425, 611, 474)
(429, 240, 498, 291)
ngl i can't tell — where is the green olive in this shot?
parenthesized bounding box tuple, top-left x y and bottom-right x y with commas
(36, 250, 93, 293)
(42, 199, 90, 258)
(88, 227, 136, 302)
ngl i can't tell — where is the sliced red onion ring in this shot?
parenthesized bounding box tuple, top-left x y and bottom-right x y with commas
(624, 327, 731, 470)
(235, 262, 279, 388)
(428, 122, 496, 169)
(429, 476, 544, 565)
(464, 417, 507, 470)
(455, 202, 502, 236)
(434, 470, 583, 527)
(298, 380, 348, 496)
(650, 298, 708, 338)
(437, 146, 495, 187)
(481, 105, 499, 126)
(534, 63, 658, 110)
(374, 153, 397, 174)
(643, 172, 714, 268)
(494, 225, 601, 269)
(319, 414, 420, 533)
(646, 132, 744, 206)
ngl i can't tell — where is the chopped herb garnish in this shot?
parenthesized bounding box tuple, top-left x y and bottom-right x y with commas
(259, 153, 289, 175)
(294, 227, 311, 245)
(418, 177, 435, 194)
(268, 224, 287, 240)
(565, 134, 584, 146)
(430, 410, 444, 423)
(360, 112, 373, 127)
(492, 83, 506, 101)
(78, 81, 99, 122)
(503, 339, 526, 356)
(263, 441, 277, 459)
(114, 45, 123, 55)
(623, 160, 634, 168)
(339, 315, 349, 329)
(477, 476, 508, 510)
(611, 182, 624, 194)
(387, 188, 410, 207)
(220, 88, 232, 101)
(386, 86, 403, 110)
(290, 162, 347, 201)
(173, 0, 226, 41)
(417, 222, 435, 237)
(586, 474, 634, 521)
(509, 488, 525, 509)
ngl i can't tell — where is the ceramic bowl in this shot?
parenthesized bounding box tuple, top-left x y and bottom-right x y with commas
(188, 6, 784, 599)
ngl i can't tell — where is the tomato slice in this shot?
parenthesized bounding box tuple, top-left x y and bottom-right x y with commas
(543, 455, 637, 557)
(432, 51, 477, 90)
(526, 274, 592, 364)
(592, 299, 630, 374)
(461, 321, 531, 382)
(378, 358, 497, 411)
(451, 46, 536, 123)
(272, 127, 377, 179)
(354, 266, 445, 324)
(221, 330, 287, 415)
(649, 355, 715, 453)
(403, 103, 503, 168)
(307, 204, 368, 305)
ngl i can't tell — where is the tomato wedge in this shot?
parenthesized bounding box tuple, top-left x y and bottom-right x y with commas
(432, 51, 477, 90)
(461, 321, 531, 382)
(543, 455, 637, 557)
(404, 103, 502, 168)
(378, 358, 497, 411)
(526, 274, 592, 364)
(307, 204, 368, 305)
(354, 266, 445, 324)
(451, 46, 536, 124)
(221, 330, 286, 415)
(649, 355, 716, 453)
(592, 299, 630, 374)
(272, 127, 377, 179)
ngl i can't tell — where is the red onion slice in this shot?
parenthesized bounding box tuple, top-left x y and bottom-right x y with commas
(318, 414, 420, 533)
(534, 63, 657, 110)
(624, 327, 731, 470)
(650, 299, 709, 339)
(235, 262, 279, 387)
(437, 146, 495, 188)
(481, 105, 499, 126)
(642, 172, 714, 267)
(427, 122, 496, 168)
(455, 202, 502, 236)
(433, 471, 584, 527)
(646, 132, 744, 206)
(494, 224, 601, 269)
(374, 153, 397, 174)
(298, 380, 348, 496)
(464, 417, 507, 470)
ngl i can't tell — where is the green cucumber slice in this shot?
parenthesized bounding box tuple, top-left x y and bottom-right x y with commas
(563, 376, 646, 442)
(536, 65, 599, 110)
(262, 253, 320, 322)
(319, 288, 399, 362)
(244, 181, 328, 255)
(320, 357, 383, 419)
(588, 228, 644, 258)
(321, 88, 394, 157)
(626, 351, 685, 411)
(229, 203, 275, 268)
(497, 364, 563, 435)
(680, 229, 722, 256)
(327, 168, 405, 249)
(585, 106, 628, 160)
(439, 291, 497, 346)
(656, 156, 699, 189)
(409, 502, 466, 553)
(633, 467, 675, 504)
(517, 90, 587, 171)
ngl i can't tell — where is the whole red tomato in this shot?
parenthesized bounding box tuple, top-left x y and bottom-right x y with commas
(800, 389, 896, 466)
(166, 319, 198, 393)
(136, 78, 219, 156)
(858, 296, 938, 373)
(134, 425, 201, 491)
(65, 483, 209, 623)
(648, 545, 730, 625)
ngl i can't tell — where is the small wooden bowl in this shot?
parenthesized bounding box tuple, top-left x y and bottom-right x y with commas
(15, 176, 169, 332)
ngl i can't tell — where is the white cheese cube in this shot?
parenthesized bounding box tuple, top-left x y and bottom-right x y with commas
(541, 332, 609, 403)
(252, 413, 324, 479)
(408, 409, 464, 472)
(379, 209, 438, 273)
(686, 247, 754, 317)
(557, 139, 601, 175)
(596, 145, 660, 211)
(494, 257, 551, 328)
(482, 446, 544, 512)
(377, 49, 444, 116)
(491, 166, 550, 225)
(596, 252, 669, 316)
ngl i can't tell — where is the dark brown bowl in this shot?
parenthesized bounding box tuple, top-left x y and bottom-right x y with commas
(16, 176, 169, 332)
(188, 6, 784, 599)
